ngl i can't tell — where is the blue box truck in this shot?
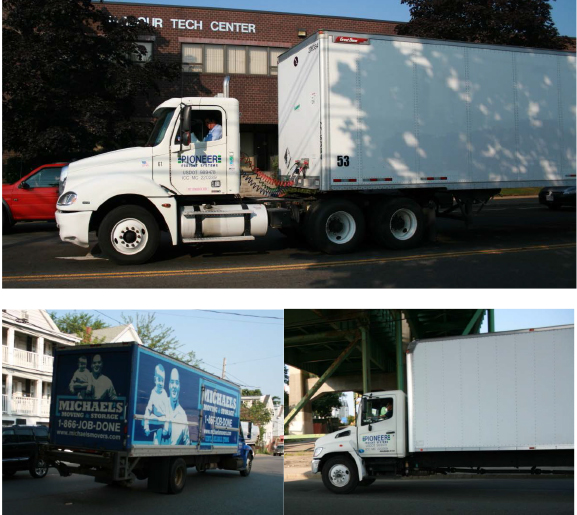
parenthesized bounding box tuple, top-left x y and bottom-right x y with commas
(44, 342, 254, 494)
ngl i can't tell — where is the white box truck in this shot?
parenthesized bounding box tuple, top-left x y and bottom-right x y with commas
(55, 31, 576, 264)
(311, 325, 574, 494)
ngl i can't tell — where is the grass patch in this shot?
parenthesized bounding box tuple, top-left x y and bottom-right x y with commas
(499, 187, 540, 197)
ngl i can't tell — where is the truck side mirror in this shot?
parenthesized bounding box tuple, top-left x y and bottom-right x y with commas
(180, 105, 192, 151)
(247, 421, 252, 439)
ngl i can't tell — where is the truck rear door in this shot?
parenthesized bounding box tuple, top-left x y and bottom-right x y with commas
(50, 345, 134, 451)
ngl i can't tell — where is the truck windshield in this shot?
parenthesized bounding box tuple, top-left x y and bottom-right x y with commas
(145, 108, 176, 147)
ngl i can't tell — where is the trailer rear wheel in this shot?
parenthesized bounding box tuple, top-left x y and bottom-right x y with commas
(306, 199, 365, 254)
(98, 205, 160, 265)
(322, 456, 359, 494)
(370, 197, 424, 249)
(168, 458, 187, 494)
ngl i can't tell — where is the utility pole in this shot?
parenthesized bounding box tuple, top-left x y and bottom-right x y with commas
(222, 357, 226, 379)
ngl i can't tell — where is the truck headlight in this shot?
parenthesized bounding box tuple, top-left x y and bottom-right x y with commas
(313, 447, 323, 457)
(57, 192, 78, 206)
(59, 165, 69, 195)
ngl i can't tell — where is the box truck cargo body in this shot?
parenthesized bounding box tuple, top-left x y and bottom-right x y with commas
(311, 325, 574, 494)
(55, 31, 576, 263)
(46, 343, 254, 494)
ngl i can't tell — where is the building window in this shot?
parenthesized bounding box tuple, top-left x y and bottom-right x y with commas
(182, 44, 285, 76)
(132, 41, 153, 63)
(183, 44, 203, 72)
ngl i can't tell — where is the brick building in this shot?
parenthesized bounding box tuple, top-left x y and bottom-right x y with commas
(102, 2, 401, 172)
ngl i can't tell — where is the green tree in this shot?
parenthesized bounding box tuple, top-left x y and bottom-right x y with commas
(241, 400, 272, 427)
(312, 392, 343, 419)
(50, 311, 108, 344)
(3, 0, 180, 174)
(242, 389, 263, 396)
(397, 0, 569, 49)
(121, 313, 202, 367)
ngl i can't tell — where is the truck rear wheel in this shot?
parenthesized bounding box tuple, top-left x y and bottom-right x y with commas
(306, 199, 365, 254)
(321, 456, 359, 494)
(370, 197, 424, 249)
(240, 456, 253, 477)
(168, 458, 187, 494)
(98, 205, 160, 265)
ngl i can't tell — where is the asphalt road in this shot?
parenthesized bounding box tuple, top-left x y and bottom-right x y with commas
(2, 455, 283, 515)
(2, 198, 575, 288)
(284, 477, 574, 515)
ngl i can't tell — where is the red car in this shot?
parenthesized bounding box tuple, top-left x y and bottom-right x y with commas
(2, 163, 67, 231)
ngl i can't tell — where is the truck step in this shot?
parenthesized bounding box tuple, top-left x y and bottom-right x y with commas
(182, 207, 254, 218)
(181, 235, 256, 243)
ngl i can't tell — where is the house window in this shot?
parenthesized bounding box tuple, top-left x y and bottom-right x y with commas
(182, 44, 285, 76)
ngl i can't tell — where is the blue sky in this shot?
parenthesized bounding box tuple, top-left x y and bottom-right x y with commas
(111, 0, 576, 37)
(50, 309, 284, 400)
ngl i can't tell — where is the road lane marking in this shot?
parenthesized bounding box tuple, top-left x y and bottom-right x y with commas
(3, 243, 575, 284)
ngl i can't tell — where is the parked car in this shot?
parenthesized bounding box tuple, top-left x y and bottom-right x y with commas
(538, 186, 576, 210)
(2, 425, 50, 478)
(2, 162, 67, 231)
(273, 444, 284, 456)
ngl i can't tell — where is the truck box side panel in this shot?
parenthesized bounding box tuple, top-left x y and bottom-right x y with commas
(408, 327, 574, 453)
(278, 37, 322, 183)
(131, 347, 240, 454)
(468, 48, 517, 182)
(560, 55, 577, 176)
(515, 53, 562, 182)
(50, 345, 134, 451)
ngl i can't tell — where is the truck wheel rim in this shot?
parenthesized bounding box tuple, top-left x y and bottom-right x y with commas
(36, 459, 48, 475)
(326, 211, 356, 244)
(328, 463, 351, 487)
(175, 467, 184, 486)
(390, 208, 417, 240)
(111, 218, 149, 255)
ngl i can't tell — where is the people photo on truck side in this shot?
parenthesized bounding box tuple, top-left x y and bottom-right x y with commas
(68, 355, 92, 398)
(143, 363, 170, 445)
(88, 354, 117, 401)
(161, 368, 190, 446)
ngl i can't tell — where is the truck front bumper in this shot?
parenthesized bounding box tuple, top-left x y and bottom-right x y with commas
(311, 459, 321, 474)
(55, 210, 92, 248)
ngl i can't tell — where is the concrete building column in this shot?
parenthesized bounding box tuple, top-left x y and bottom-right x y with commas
(7, 327, 15, 365)
(288, 367, 313, 435)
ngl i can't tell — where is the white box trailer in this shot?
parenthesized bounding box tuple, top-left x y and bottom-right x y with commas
(407, 325, 574, 453)
(312, 325, 574, 494)
(279, 31, 576, 192)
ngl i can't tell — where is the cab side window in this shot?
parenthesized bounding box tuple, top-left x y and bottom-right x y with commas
(26, 167, 62, 188)
(174, 109, 224, 144)
(361, 397, 394, 425)
(2, 429, 17, 444)
(15, 427, 34, 442)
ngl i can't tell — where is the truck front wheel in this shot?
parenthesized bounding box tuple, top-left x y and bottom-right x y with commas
(370, 197, 424, 249)
(168, 458, 187, 494)
(240, 456, 253, 477)
(321, 456, 359, 494)
(306, 199, 365, 254)
(98, 205, 160, 265)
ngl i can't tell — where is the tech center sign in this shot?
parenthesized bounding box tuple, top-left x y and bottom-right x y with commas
(138, 16, 257, 33)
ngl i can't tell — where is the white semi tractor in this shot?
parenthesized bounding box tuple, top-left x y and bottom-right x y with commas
(56, 31, 576, 264)
(311, 325, 574, 494)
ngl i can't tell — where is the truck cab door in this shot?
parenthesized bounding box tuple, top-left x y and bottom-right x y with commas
(169, 107, 228, 196)
(357, 394, 400, 458)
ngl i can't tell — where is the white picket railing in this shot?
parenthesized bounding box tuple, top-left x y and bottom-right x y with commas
(2, 346, 7, 363)
(13, 348, 38, 369)
(42, 354, 54, 372)
(10, 396, 37, 415)
(2, 394, 8, 413)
